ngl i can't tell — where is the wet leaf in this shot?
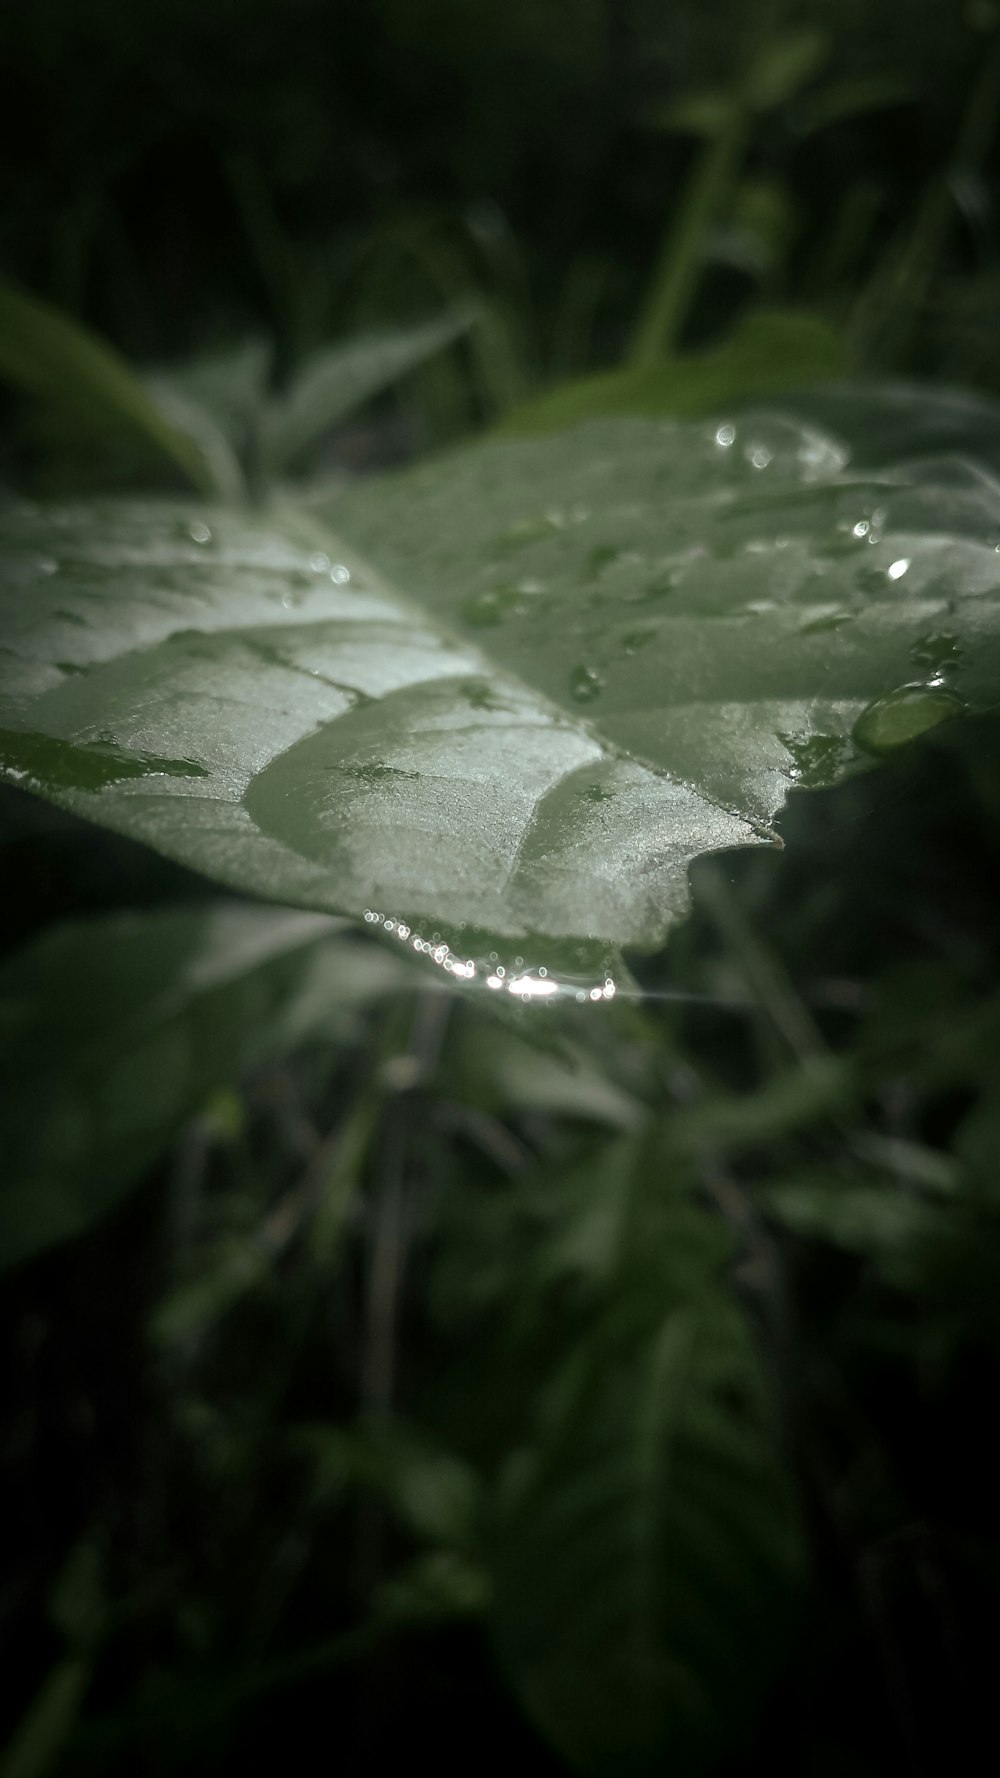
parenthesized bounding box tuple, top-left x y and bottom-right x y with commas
(2, 389, 1000, 992)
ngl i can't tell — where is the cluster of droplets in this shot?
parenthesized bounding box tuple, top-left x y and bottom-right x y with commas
(362, 910, 616, 1004)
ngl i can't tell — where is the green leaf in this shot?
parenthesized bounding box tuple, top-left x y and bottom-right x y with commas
(742, 29, 830, 112)
(639, 88, 734, 139)
(3, 389, 1000, 995)
(0, 282, 228, 498)
(259, 310, 471, 476)
(491, 1138, 801, 1776)
(790, 73, 916, 137)
(504, 310, 847, 434)
(0, 903, 409, 1267)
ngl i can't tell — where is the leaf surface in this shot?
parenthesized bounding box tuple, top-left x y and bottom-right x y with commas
(2, 390, 1000, 989)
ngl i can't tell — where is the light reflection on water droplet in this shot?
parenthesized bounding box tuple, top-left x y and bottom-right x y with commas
(569, 663, 604, 703)
(356, 909, 618, 1005)
(853, 683, 968, 756)
(715, 424, 736, 449)
(910, 631, 962, 678)
(330, 564, 351, 585)
(189, 521, 212, 545)
(887, 558, 910, 580)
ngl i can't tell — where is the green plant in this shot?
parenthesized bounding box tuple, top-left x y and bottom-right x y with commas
(4, 15, 1000, 1761)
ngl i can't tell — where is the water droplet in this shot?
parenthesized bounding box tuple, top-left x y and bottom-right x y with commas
(569, 664, 604, 703)
(748, 443, 772, 469)
(910, 632, 962, 678)
(310, 552, 331, 572)
(330, 563, 351, 585)
(462, 581, 538, 626)
(715, 423, 736, 449)
(620, 627, 657, 655)
(852, 684, 968, 756)
(887, 558, 911, 580)
(189, 521, 212, 545)
(852, 520, 869, 539)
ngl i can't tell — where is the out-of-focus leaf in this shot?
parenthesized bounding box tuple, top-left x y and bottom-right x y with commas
(0, 282, 228, 498)
(709, 179, 797, 278)
(743, 29, 830, 112)
(790, 73, 916, 136)
(297, 1419, 481, 1548)
(259, 310, 471, 475)
(491, 1137, 801, 1777)
(0, 903, 410, 1267)
(147, 338, 272, 452)
(504, 310, 846, 433)
(640, 89, 733, 138)
(762, 1170, 951, 1288)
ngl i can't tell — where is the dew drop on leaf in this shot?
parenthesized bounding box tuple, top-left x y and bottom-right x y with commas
(852, 684, 968, 756)
(569, 664, 604, 703)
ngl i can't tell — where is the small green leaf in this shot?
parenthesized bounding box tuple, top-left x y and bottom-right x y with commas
(259, 310, 471, 475)
(0, 903, 409, 1267)
(0, 282, 228, 497)
(491, 1138, 801, 1777)
(743, 29, 830, 112)
(639, 88, 733, 139)
(504, 310, 847, 434)
(790, 72, 916, 136)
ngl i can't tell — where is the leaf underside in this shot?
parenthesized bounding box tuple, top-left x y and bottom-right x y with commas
(2, 387, 1000, 989)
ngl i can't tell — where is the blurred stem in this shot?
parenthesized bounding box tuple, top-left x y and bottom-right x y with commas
(225, 154, 303, 373)
(696, 863, 827, 1063)
(851, 30, 1000, 366)
(361, 991, 451, 1418)
(0, 1659, 92, 1778)
(629, 107, 749, 367)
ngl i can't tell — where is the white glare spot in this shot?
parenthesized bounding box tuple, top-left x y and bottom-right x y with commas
(309, 552, 331, 572)
(509, 975, 560, 998)
(715, 424, 736, 448)
(887, 557, 911, 580)
(852, 520, 869, 538)
(189, 521, 212, 544)
(330, 564, 351, 585)
(487, 974, 503, 990)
